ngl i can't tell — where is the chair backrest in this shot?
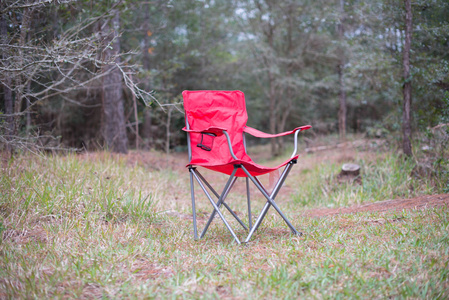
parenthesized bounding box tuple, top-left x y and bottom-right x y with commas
(182, 90, 251, 165)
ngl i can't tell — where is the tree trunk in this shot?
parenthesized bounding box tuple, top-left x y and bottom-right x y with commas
(129, 72, 139, 150)
(165, 106, 172, 155)
(277, 94, 290, 155)
(142, 2, 151, 71)
(276, 8, 295, 156)
(2, 77, 13, 137)
(338, 64, 347, 140)
(269, 71, 278, 156)
(140, 3, 153, 149)
(13, 7, 32, 136)
(26, 81, 32, 135)
(1, 10, 13, 154)
(101, 11, 128, 154)
(142, 109, 153, 149)
(337, 0, 347, 141)
(265, 22, 279, 157)
(402, 0, 413, 156)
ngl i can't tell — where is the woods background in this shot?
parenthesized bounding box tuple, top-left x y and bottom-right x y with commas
(1, 0, 448, 156)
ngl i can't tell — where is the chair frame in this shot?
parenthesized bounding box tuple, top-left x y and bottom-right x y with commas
(186, 118, 304, 244)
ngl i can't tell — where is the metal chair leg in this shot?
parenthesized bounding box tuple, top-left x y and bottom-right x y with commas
(246, 177, 252, 230)
(241, 163, 301, 243)
(188, 168, 198, 240)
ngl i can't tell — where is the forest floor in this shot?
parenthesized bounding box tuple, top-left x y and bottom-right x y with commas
(2, 135, 448, 298)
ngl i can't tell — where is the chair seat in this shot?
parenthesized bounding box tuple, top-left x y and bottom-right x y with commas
(188, 155, 299, 177)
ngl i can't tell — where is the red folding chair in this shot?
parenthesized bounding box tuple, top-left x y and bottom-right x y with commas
(183, 90, 311, 244)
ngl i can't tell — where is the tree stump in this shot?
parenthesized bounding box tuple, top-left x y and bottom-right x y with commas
(337, 163, 361, 184)
(341, 163, 360, 177)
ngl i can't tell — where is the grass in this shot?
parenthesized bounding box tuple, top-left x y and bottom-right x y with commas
(0, 143, 448, 299)
(292, 151, 433, 208)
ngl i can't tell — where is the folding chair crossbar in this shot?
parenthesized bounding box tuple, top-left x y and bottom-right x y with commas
(241, 161, 302, 243)
(195, 169, 248, 237)
(251, 160, 296, 234)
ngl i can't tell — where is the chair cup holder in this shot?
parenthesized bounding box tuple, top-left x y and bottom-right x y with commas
(197, 132, 216, 151)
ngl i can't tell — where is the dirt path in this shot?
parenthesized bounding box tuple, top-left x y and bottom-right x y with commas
(304, 194, 449, 217)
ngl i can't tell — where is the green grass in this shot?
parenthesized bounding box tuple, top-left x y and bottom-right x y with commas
(0, 148, 448, 299)
(292, 152, 434, 208)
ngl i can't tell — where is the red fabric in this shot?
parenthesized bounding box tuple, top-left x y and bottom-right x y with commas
(182, 90, 310, 177)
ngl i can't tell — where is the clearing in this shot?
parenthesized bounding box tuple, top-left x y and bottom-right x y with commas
(1, 137, 448, 298)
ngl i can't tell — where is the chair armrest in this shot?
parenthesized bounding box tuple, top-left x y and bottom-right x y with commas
(243, 125, 311, 138)
(243, 125, 312, 158)
(182, 126, 226, 136)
